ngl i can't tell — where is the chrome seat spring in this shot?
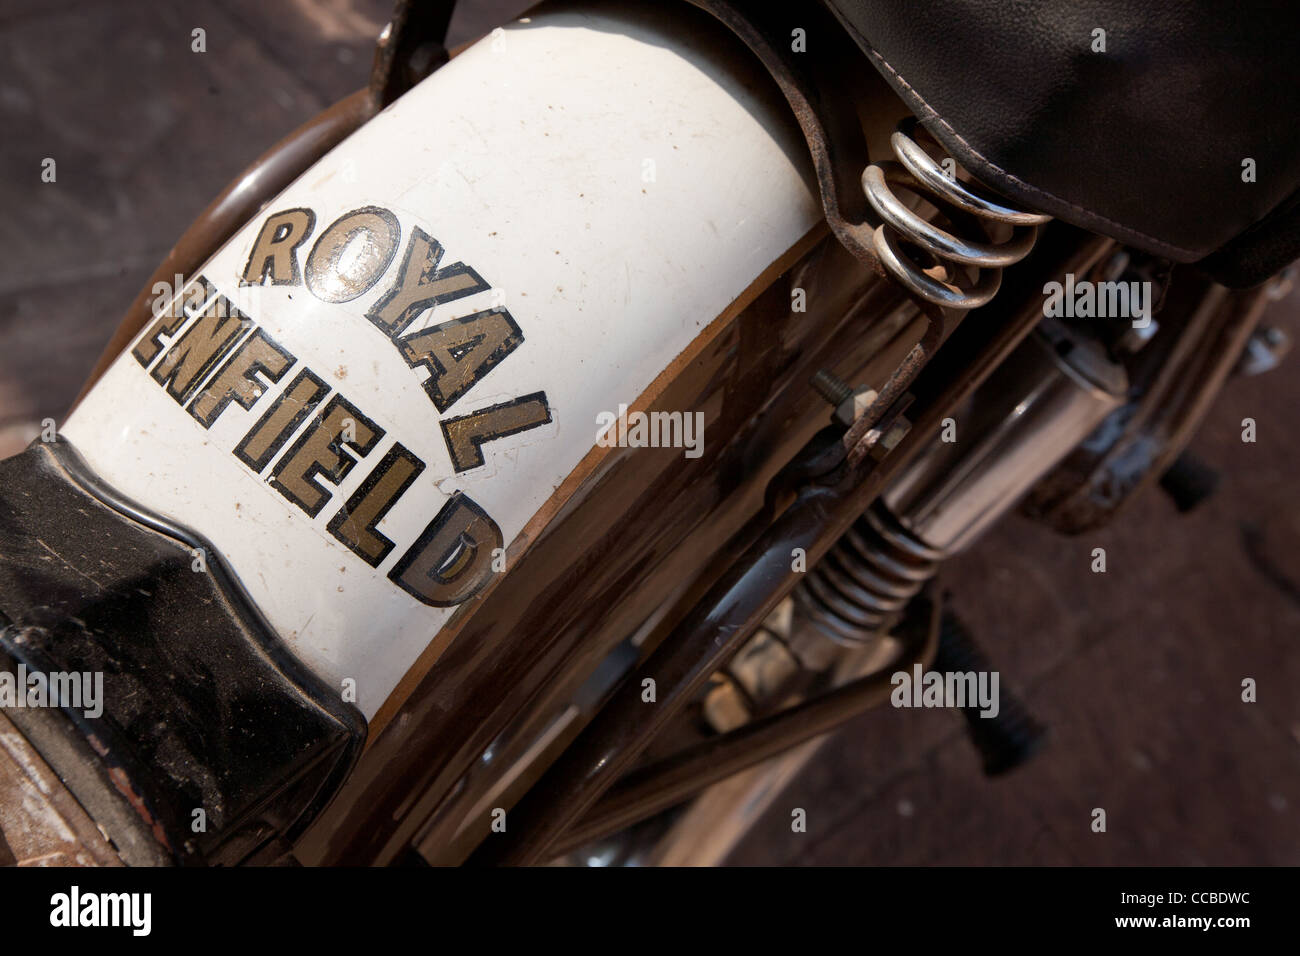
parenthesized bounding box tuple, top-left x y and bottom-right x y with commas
(863, 118, 1052, 310)
(793, 501, 946, 644)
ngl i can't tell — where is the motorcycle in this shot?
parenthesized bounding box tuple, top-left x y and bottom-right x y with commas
(0, 0, 1294, 866)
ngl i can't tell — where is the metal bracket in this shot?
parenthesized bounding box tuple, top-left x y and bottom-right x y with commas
(370, 0, 458, 108)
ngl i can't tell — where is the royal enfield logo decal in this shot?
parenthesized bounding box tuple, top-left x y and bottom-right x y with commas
(129, 204, 552, 607)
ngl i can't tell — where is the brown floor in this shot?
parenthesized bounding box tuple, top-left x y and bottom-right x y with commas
(0, 1, 1295, 865)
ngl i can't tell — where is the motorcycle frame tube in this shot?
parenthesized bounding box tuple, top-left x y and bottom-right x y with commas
(882, 321, 1128, 554)
(390, 20, 938, 869)
(545, 236, 1124, 859)
(550, 602, 940, 858)
(391, 228, 1111, 867)
(405, 236, 923, 865)
(1025, 277, 1271, 532)
(473, 228, 1115, 866)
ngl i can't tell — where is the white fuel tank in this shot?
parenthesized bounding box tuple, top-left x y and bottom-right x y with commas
(63, 2, 821, 720)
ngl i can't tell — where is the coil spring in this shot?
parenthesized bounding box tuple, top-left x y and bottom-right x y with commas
(863, 118, 1052, 310)
(793, 501, 945, 644)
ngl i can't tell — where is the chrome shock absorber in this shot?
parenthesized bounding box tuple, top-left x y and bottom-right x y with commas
(794, 504, 944, 643)
(795, 319, 1130, 644)
(862, 118, 1053, 310)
